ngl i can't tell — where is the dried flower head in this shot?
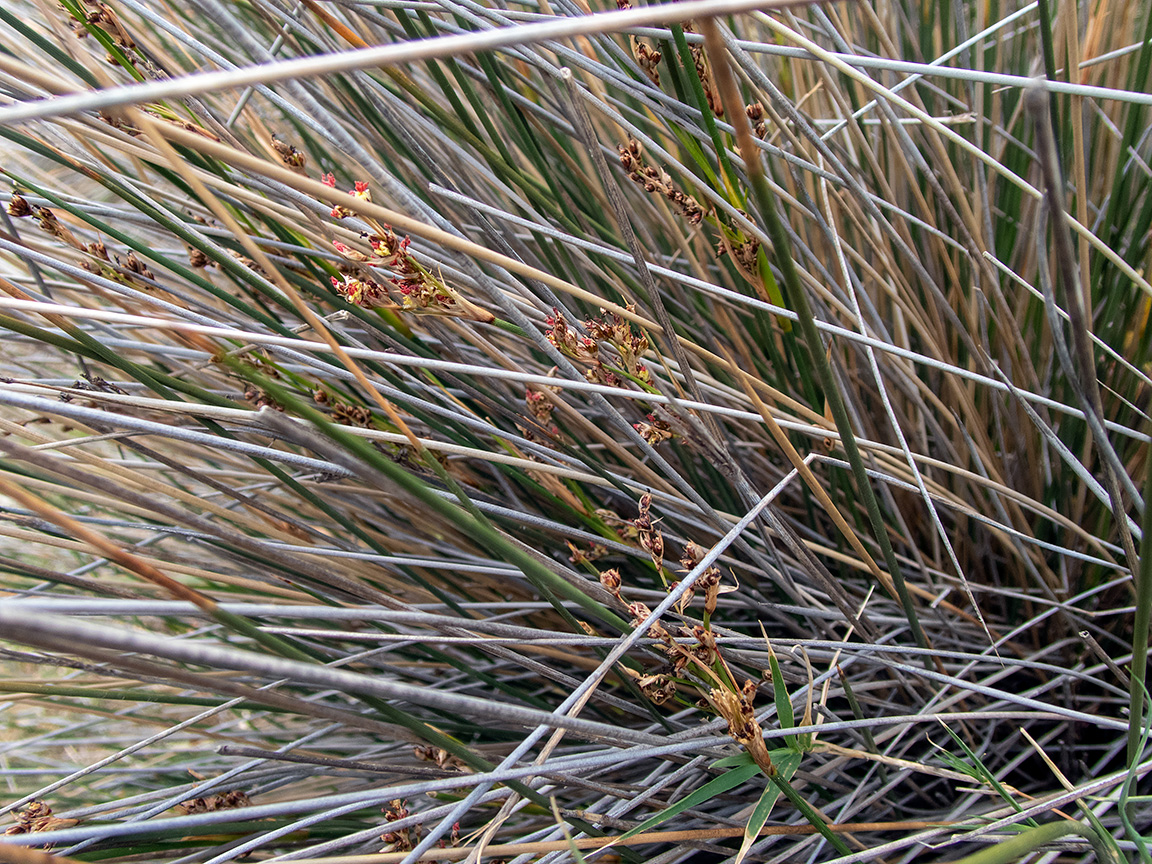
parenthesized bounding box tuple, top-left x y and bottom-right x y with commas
(746, 102, 767, 138)
(525, 383, 560, 431)
(122, 251, 153, 280)
(271, 135, 307, 172)
(638, 673, 676, 705)
(630, 34, 661, 84)
(627, 600, 652, 627)
(34, 207, 81, 248)
(599, 567, 622, 597)
(7, 194, 32, 218)
(176, 790, 251, 815)
(618, 138, 705, 225)
(5, 800, 78, 837)
(635, 413, 675, 445)
(381, 798, 417, 851)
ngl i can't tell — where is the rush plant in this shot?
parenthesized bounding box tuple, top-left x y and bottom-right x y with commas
(0, 0, 1150, 862)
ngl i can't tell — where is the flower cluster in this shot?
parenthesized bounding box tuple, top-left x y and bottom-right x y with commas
(6, 193, 31, 218)
(709, 677, 777, 775)
(326, 215, 493, 322)
(618, 138, 705, 225)
(544, 309, 599, 364)
(633, 37, 662, 84)
(271, 135, 306, 173)
(618, 2, 662, 85)
(229, 249, 268, 277)
(14, 203, 81, 248)
(598, 568, 669, 644)
(243, 384, 283, 412)
(121, 250, 153, 280)
(595, 501, 746, 719)
(435, 822, 461, 850)
(746, 102, 768, 138)
(4, 800, 77, 837)
(413, 745, 469, 773)
(524, 379, 562, 438)
(634, 412, 675, 446)
(676, 540, 725, 618)
(715, 212, 762, 277)
(175, 790, 251, 815)
(330, 273, 388, 309)
(10, 195, 162, 289)
(594, 576, 702, 708)
(632, 492, 664, 570)
(616, 139, 763, 288)
(314, 389, 374, 427)
(76, 241, 155, 286)
(566, 540, 608, 566)
(370, 229, 473, 318)
(544, 306, 658, 394)
(524, 385, 553, 424)
(71, 0, 139, 67)
(380, 799, 417, 851)
(585, 307, 651, 385)
(682, 22, 722, 117)
(324, 174, 371, 219)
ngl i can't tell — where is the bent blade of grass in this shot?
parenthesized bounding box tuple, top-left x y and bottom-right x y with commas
(604, 760, 762, 849)
(733, 749, 801, 864)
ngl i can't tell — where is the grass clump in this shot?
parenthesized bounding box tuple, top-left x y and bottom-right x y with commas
(0, 0, 1150, 862)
